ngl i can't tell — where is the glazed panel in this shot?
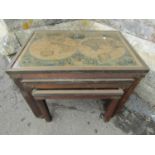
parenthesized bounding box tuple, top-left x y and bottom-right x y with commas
(13, 31, 143, 69)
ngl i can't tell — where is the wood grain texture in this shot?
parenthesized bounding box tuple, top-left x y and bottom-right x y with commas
(8, 72, 147, 79)
(6, 30, 149, 122)
(104, 99, 120, 122)
(21, 78, 133, 89)
(116, 78, 141, 113)
(36, 100, 52, 122)
(13, 79, 42, 118)
(32, 89, 123, 100)
(33, 89, 124, 95)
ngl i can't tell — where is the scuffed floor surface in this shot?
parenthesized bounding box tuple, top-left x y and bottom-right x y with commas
(0, 55, 124, 134)
(1, 20, 155, 135)
(113, 108, 155, 135)
(0, 55, 155, 135)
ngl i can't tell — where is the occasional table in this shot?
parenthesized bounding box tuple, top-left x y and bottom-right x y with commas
(7, 30, 149, 122)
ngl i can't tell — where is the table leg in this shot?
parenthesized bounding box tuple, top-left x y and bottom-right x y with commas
(104, 99, 119, 122)
(36, 100, 52, 122)
(115, 78, 140, 113)
(14, 79, 42, 118)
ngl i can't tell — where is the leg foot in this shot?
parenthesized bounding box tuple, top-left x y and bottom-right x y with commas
(37, 100, 53, 122)
(104, 99, 119, 122)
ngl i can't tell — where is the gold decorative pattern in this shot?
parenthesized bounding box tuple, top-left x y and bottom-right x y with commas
(13, 31, 142, 68)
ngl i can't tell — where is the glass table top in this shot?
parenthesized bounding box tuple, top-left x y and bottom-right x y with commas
(13, 30, 144, 69)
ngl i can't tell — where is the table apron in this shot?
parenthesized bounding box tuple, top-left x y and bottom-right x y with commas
(21, 78, 134, 89)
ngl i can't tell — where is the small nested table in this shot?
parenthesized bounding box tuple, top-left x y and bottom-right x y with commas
(7, 30, 149, 122)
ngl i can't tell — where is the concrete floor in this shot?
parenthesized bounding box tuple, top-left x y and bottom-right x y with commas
(0, 20, 155, 135)
(0, 55, 124, 134)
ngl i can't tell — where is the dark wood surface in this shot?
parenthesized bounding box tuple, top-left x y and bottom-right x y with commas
(104, 99, 120, 122)
(6, 30, 149, 122)
(32, 89, 123, 100)
(36, 100, 52, 122)
(14, 79, 43, 118)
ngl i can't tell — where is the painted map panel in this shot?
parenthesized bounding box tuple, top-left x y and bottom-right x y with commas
(14, 31, 141, 68)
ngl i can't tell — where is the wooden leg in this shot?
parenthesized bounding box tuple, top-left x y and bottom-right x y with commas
(36, 100, 52, 122)
(14, 79, 42, 118)
(21, 90, 43, 118)
(115, 78, 140, 113)
(103, 99, 111, 111)
(104, 99, 119, 122)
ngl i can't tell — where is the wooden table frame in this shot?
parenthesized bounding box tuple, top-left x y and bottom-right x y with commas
(6, 30, 149, 122)
(7, 71, 146, 122)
